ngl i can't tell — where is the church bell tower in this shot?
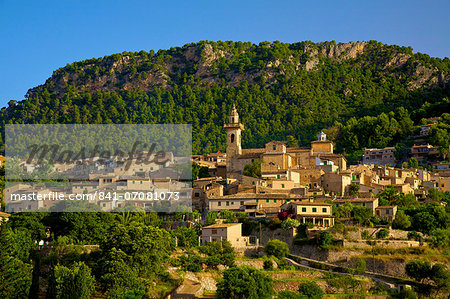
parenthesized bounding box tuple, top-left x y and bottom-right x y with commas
(224, 104, 244, 175)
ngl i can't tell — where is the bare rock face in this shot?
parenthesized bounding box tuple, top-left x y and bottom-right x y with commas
(184, 46, 200, 62)
(304, 42, 367, 70)
(196, 43, 224, 77)
(384, 53, 411, 69)
(321, 41, 367, 61)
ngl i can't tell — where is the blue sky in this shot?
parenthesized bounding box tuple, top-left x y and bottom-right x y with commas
(0, 0, 449, 108)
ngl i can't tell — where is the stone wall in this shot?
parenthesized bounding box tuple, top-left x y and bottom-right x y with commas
(334, 227, 423, 241)
(234, 245, 264, 257)
(343, 240, 425, 249)
(250, 227, 297, 247)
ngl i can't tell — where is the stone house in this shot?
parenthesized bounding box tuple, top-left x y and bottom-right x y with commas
(333, 197, 379, 213)
(375, 206, 398, 222)
(281, 201, 334, 227)
(322, 173, 352, 195)
(201, 223, 250, 247)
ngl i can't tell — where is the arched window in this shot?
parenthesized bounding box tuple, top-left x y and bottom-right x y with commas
(231, 133, 235, 143)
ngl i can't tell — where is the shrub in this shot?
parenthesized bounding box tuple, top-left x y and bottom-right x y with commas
(281, 218, 300, 230)
(265, 240, 289, 259)
(263, 259, 274, 270)
(376, 228, 389, 239)
(269, 218, 282, 230)
(52, 262, 95, 299)
(277, 290, 300, 298)
(430, 228, 450, 248)
(199, 240, 235, 267)
(407, 231, 422, 242)
(174, 227, 198, 248)
(361, 230, 370, 240)
(216, 266, 273, 299)
(318, 231, 333, 249)
(180, 254, 203, 272)
(298, 281, 324, 299)
(354, 258, 366, 275)
(405, 260, 432, 283)
(392, 210, 411, 230)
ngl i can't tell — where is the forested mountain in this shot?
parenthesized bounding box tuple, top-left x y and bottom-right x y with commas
(1, 40, 450, 160)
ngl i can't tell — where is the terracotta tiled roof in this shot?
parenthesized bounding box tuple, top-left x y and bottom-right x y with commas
(333, 198, 377, 203)
(0, 212, 11, 218)
(203, 223, 241, 229)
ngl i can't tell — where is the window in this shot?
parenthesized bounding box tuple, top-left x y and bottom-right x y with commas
(273, 199, 276, 203)
(282, 184, 285, 188)
(266, 199, 269, 203)
(140, 181, 143, 184)
(273, 145, 276, 150)
(226, 201, 229, 206)
(212, 229, 217, 234)
(240, 201, 244, 205)
(195, 192, 200, 197)
(231, 202, 234, 205)
(218, 202, 221, 206)
(231, 133, 235, 143)
(277, 175, 280, 179)
(312, 207, 317, 213)
(301, 207, 307, 212)
(322, 208, 327, 213)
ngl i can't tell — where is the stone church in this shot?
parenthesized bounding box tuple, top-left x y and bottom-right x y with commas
(224, 104, 347, 179)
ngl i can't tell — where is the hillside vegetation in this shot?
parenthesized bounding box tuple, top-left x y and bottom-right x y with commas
(1, 40, 449, 158)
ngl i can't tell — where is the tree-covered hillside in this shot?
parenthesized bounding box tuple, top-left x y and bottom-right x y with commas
(1, 40, 449, 159)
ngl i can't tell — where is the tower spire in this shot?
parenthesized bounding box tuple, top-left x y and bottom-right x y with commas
(224, 104, 244, 177)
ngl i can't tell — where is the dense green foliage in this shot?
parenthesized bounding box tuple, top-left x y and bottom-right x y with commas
(265, 239, 289, 258)
(52, 262, 95, 299)
(216, 265, 274, 299)
(199, 240, 236, 268)
(1, 41, 449, 159)
(298, 281, 324, 299)
(0, 226, 34, 298)
(405, 260, 450, 297)
(354, 258, 366, 275)
(242, 159, 262, 178)
(376, 228, 389, 239)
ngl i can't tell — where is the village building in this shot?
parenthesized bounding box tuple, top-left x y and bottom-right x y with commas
(322, 173, 352, 195)
(223, 105, 346, 180)
(362, 147, 396, 166)
(410, 144, 440, 162)
(280, 201, 334, 227)
(375, 206, 398, 222)
(433, 162, 450, 176)
(208, 192, 292, 216)
(333, 197, 379, 213)
(201, 223, 251, 247)
(437, 176, 450, 192)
